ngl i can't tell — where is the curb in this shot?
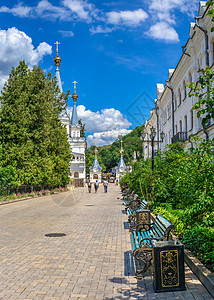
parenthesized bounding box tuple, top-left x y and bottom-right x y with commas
(0, 189, 72, 206)
(184, 249, 214, 297)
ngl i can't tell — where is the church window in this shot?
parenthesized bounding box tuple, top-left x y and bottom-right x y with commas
(175, 124, 178, 134)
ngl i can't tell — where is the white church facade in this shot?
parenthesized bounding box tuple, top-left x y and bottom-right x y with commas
(143, 1, 214, 159)
(53, 43, 86, 186)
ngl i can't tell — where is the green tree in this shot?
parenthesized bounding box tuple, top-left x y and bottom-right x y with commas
(188, 67, 214, 128)
(0, 61, 71, 187)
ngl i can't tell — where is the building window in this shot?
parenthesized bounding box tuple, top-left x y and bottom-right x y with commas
(179, 120, 182, 132)
(178, 88, 181, 106)
(184, 115, 187, 133)
(174, 95, 177, 110)
(175, 124, 178, 134)
(74, 172, 79, 178)
(183, 80, 186, 100)
(190, 110, 193, 130)
(212, 42, 214, 65)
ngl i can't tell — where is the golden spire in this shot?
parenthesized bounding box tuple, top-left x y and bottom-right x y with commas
(53, 41, 61, 67)
(120, 139, 124, 155)
(94, 140, 98, 154)
(72, 80, 78, 102)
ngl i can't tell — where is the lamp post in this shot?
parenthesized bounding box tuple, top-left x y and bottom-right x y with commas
(142, 127, 165, 171)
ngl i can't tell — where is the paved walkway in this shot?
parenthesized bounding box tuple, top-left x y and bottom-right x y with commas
(0, 185, 212, 300)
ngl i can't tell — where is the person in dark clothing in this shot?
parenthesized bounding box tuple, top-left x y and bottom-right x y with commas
(94, 180, 99, 194)
(87, 180, 92, 193)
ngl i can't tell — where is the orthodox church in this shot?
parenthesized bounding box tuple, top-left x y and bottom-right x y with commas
(89, 143, 102, 183)
(53, 42, 86, 186)
(115, 140, 127, 181)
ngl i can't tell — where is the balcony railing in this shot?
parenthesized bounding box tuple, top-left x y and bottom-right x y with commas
(171, 132, 188, 144)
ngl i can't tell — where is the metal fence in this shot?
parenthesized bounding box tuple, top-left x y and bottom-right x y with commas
(0, 185, 62, 196)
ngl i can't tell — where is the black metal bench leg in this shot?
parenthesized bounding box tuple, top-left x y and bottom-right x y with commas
(134, 250, 152, 278)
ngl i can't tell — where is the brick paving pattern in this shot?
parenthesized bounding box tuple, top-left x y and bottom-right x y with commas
(0, 185, 212, 300)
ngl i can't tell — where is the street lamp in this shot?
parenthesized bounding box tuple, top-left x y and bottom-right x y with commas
(142, 127, 165, 171)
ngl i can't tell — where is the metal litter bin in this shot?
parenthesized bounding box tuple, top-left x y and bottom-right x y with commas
(152, 240, 186, 293)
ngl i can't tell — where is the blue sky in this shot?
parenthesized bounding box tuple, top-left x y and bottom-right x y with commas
(0, 0, 200, 146)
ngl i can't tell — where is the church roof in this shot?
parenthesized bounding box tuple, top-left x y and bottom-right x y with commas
(116, 154, 126, 171)
(70, 101, 78, 126)
(55, 65, 63, 93)
(90, 153, 102, 171)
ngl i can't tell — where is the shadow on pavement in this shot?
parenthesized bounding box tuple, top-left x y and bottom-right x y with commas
(124, 250, 135, 276)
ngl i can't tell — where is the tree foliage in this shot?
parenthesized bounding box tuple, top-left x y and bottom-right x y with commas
(0, 61, 71, 187)
(120, 140, 214, 269)
(188, 67, 214, 128)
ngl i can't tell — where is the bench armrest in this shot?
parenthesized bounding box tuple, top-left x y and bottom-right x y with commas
(135, 222, 154, 232)
(139, 237, 162, 248)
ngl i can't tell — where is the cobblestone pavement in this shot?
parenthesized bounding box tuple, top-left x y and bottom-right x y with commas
(0, 185, 212, 300)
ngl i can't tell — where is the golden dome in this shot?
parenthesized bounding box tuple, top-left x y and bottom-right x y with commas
(53, 55, 61, 66)
(72, 92, 78, 102)
(120, 149, 124, 155)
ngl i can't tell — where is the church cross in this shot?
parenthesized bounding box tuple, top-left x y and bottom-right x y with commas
(121, 140, 123, 149)
(72, 81, 78, 93)
(95, 140, 97, 147)
(54, 41, 60, 55)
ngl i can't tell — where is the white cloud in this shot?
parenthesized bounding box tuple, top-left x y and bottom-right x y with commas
(67, 105, 132, 146)
(0, 27, 52, 90)
(90, 25, 114, 34)
(106, 9, 148, 27)
(62, 0, 99, 22)
(87, 129, 132, 147)
(75, 105, 131, 132)
(36, 0, 71, 20)
(147, 22, 179, 42)
(0, 3, 32, 17)
(148, 0, 198, 42)
(149, 0, 198, 17)
(59, 30, 74, 37)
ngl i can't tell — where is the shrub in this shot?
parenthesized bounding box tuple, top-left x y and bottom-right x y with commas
(182, 226, 214, 271)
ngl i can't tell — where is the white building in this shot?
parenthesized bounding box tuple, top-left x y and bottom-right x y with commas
(53, 45, 86, 186)
(89, 146, 102, 183)
(115, 141, 127, 182)
(143, 1, 214, 158)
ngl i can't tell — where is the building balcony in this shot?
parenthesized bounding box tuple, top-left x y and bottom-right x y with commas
(171, 132, 188, 143)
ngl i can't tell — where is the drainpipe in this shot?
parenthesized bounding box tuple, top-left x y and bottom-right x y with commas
(195, 19, 210, 140)
(155, 101, 159, 149)
(195, 22, 209, 67)
(166, 85, 175, 138)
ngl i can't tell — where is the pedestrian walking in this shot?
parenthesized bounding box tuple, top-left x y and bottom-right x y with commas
(94, 180, 99, 194)
(87, 180, 92, 193)
(103, 180, 108, 193)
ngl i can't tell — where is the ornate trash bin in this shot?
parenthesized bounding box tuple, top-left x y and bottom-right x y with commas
(152, 240, 186, 293)
(135, 209, 151, 230)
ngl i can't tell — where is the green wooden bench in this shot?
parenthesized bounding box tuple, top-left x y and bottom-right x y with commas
(130, 214, 174, 276)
